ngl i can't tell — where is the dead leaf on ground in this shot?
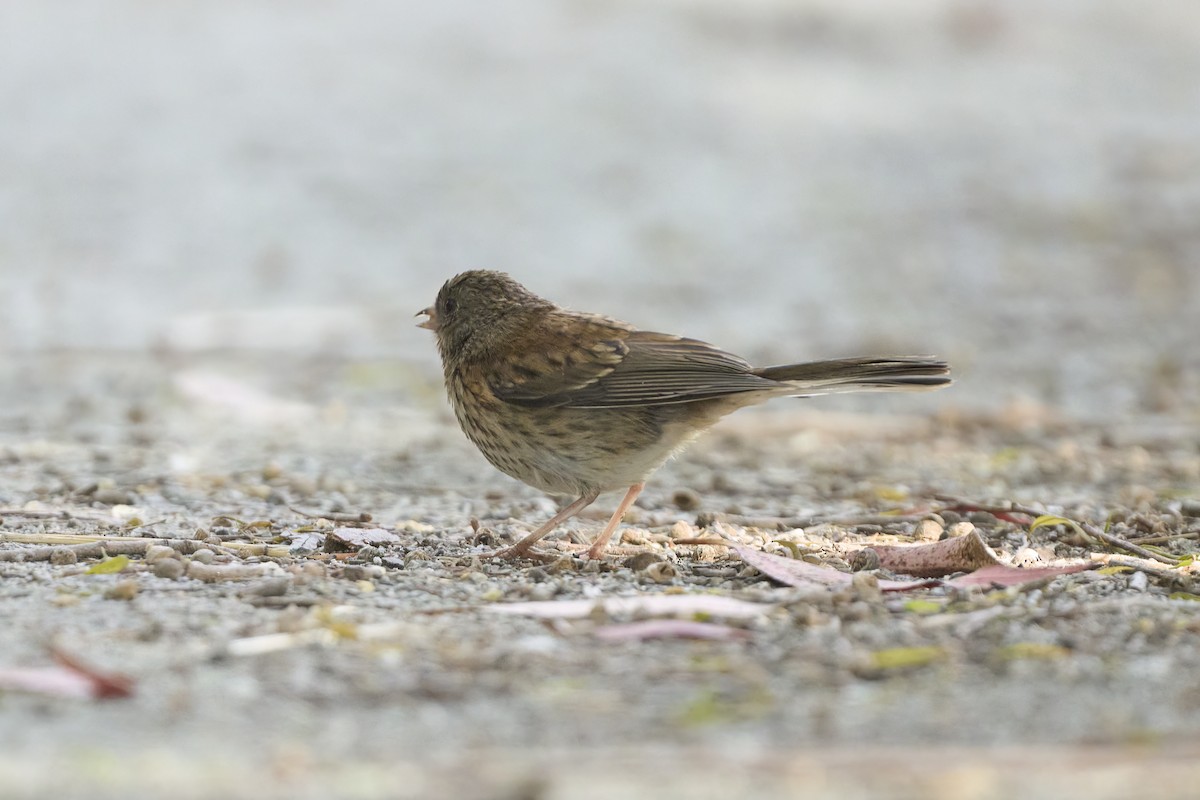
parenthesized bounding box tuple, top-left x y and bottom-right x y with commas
(944, 562, 1094, 589)
(0, 650, 134, 700)
(594, 620, 752, 642)
(732, 546, 938, 592)
(865, 531, 1002, 577)
(324, 527, 403, 552)
(735, 543, 1095, 592)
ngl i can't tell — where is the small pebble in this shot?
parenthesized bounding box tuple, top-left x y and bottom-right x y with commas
(850, 549, 881, 572)
(342, 564, 385, 581)
(49, 548, 78, 565)
(672, 489, 701, 511)
(643, 561, 678, 584)
(623, 552, 663, 572)
(850, 571, 882, 603)
(105, 580, 140, 601)
(946, 521, 976, 538)
(191, 548, 216, 564)
(144, 545, 178, 564)
(245, 576, 291, 597)
(1129, 571, 1149, 592)
(913, 520, 943, 542)
(1012, 547, 1042, 567)
(152, 559, 186, 580)
(1179, 499, 1200, 518)
(94, 488, 135, 505)
(670, 520, 695, 539)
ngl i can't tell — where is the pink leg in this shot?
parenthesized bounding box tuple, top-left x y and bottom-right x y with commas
(497, 491, 600, 559)
(585, 482, 645, 560)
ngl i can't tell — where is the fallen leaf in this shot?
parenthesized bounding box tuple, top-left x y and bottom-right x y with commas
(285, 531, 325, 553)
(0, 651, 133, 700)
(324, 527, 403, 552)
(866, 531, 1001, 577)
(86, 555, 131, 575)
(732, 546, 938, 592)
(903, 599, 944, 615)
(993, 642, 1070, 661)
(594, 620, 751, 642)
(864, 645, 946, 674)
(485, 594, 770, 620)
(944, 562, 1093, 589)
(1030, 514, 1082, 533)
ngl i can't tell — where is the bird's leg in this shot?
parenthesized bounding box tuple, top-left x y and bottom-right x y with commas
(496, 491, 600, 559)
(585, 482, 645, 560)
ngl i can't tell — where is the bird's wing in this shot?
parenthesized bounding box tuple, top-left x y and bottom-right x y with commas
(489, 322, 778, 409)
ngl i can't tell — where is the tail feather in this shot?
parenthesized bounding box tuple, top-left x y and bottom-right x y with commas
(755, 356, 952, 396)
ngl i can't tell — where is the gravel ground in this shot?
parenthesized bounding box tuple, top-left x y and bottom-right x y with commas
(3, 0, 1200, 796)
(1, 353, 1198, 799)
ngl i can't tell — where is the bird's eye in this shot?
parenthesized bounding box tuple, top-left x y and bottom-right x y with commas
(441, 297, 457, 315)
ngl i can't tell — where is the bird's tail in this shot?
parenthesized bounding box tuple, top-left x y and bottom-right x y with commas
(754, 356, 952, 396)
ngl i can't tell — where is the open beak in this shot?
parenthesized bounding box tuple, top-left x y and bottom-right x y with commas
(416, 307, 437, 330)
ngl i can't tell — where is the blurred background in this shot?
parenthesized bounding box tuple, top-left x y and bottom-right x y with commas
(2, 0, 1197, 421)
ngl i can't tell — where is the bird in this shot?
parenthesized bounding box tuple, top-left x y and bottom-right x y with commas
(417, 270, 951, 560)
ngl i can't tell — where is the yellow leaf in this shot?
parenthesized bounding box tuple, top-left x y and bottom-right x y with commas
(903, 599, 944, 615)
(995, 642, 1070, 661)
(86, 555, 131, 575)
(869, 646, 945, 671)
(874, 486, 909, 503)
(1097, 566, 1134, 576)
(1030, 515, 1077, 532)
(1169, 592, 1200, 602)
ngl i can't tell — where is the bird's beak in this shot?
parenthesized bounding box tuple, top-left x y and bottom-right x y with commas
(416, 307, 437, 330)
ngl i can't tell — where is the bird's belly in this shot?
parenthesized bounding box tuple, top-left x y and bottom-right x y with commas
(451, 400, 682, 495)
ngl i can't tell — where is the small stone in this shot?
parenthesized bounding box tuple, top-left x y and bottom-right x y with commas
(93, 488, 135, 505)
(1129, 571, 1149, 592)
(850, 571, 882, 602)
(643, 561, 678, 584)
(850, 549, 881, 572)
(152, 559, 186, 580)
(144, 545, 178, 564)
(191, 548, 216, 564)
(342, 564, 385, 581)
(1181, 499, 1200, 518)
(672, 489, 701, 511)
(49, 548, 78, 565)
(623, 552, 663, 572)
(105, 580, 140, 601)
(669, 520, 695, 540)
(1012, 547, 1041, 567)
(913, 520, 943, 542)
(946, 522, 976, 538)
(245, 577, 291, 597)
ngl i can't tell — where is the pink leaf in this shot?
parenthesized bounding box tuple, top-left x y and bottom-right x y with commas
(867, 531, 1002, 577)
(594, 620, 751, 642)
(0, 651, 133, 700)
(944, 562, 1094, 589)
(733, 546, 938, 592)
